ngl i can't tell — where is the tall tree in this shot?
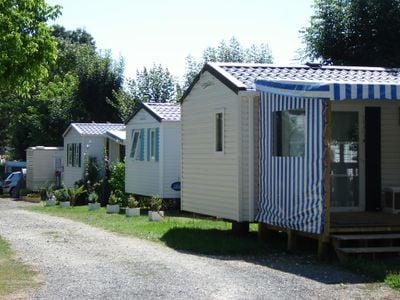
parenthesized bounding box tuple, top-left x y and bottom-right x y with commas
(129, 64, 176, 103)
(183, 37, 273, 89)
(0, 0, 61, 94)
(302, 0, 400, 67)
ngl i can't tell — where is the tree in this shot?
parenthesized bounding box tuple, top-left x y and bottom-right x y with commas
(302, 0, 400, 67)
(0, 0, 61, 94)
(183, 37, 273, 89)
(129, 64, 177, 102)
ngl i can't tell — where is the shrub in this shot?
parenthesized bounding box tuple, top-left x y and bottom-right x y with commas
(109, 161, 125, 192)
(127, 195, 139, 208)
(108, 191, 121, 205)
(150, 195, 162, 211)
(88, 191, 99, 203)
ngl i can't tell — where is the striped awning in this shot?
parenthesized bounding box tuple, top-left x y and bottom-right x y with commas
(256, 79, 400, 101)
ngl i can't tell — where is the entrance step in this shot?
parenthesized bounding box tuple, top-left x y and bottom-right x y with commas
(331, 233, 400, 262)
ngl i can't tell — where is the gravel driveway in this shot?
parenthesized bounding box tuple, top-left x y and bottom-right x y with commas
(0, 199, 397, 300)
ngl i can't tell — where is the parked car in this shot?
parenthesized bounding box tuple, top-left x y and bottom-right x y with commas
(2, 171, 23, 196)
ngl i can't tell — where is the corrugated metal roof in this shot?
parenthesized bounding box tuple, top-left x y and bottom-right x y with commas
(105, 130, 126, 144)
(66, 123, 125, 137)
(143, 102, 181, 121)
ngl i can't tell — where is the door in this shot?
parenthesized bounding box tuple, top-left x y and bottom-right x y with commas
(330, 107, 365, 212)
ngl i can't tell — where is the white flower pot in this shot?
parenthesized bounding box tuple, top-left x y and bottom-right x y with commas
(148, 210, 164, 221)
(106, 204, 120, 214)
(46, 199, 56, 206)
(60, 201, 70, 208)
(88, 202, 100, 211)
(126, 207, 140, 217)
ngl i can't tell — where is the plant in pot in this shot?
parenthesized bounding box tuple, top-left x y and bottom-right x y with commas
(106, 191, 121, 214)
(43, 184, 56, 206)
(126, 195, 140, 217)
(88, 191, 100, 211)
(148, 195, 164, 221)
(53, 186, 70, 207)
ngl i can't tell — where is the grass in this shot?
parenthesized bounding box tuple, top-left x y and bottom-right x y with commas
(0, 236, 40, 298)
(28, 205, 285, 256)
(344, 257, 400, 290)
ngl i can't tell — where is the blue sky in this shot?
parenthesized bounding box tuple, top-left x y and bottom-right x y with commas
(47, 0, 315, 80)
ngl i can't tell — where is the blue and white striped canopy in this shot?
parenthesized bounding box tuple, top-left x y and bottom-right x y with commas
(256, 79, 400, 234)
(256, 79, 400, 101)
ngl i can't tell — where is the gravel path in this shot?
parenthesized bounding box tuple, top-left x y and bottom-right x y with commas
(0, 199, 398, 300)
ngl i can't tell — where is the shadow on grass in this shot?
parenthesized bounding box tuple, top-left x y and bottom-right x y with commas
(160, 227, 375, 285)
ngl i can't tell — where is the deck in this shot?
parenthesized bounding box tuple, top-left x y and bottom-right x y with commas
(330, 212, 400, 233)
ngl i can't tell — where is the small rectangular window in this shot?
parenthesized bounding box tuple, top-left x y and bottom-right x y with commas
(67, 143, 81, 167)
(150, 129, 156, 160)
(130, 130, 140, 159)
(273, 109, 305, 157)
(215, 111, 224, 152)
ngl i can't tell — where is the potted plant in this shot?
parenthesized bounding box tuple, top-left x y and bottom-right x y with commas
(106, 191, 120, 214)
(54, 187, 70, 207)
(148, 195, 164, 221)
(126, 195, 140, 217)
(88, 191, 100, 211)
(43, 184, 56, 206)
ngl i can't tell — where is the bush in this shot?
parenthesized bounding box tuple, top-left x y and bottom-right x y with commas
(109, 162, 125, 193)
(127, 195, 139, 208)
(108, 191, 121, 205)
(88, 191, 99, 203)
(150, 195, 162, 211)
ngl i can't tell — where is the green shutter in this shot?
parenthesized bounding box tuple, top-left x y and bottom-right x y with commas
(155, 128, 159, 161)
(130, 130, 135, 158)
(78, 143, 82, 167)
(139, 129, 145, 161)
(147, 128, 150, 161)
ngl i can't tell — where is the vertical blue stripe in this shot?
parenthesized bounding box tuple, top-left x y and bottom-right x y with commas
(392, 85, 397, 100)
(334, 84, 340, 100)
(357, 85, 363, 99)
(368, 85, 374, 99)
(380, 85, 386, 99)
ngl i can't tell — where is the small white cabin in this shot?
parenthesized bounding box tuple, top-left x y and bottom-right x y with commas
(125, 102, 181, 199)
(26, 146, 63, 191)
(62, 123, 125, 187)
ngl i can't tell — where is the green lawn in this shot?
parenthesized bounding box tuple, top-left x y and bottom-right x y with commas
(0, 237, 40, 298)
(28, 205, 285, 256)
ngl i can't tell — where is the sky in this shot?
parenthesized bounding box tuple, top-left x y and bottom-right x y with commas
(47, 0, 315, 80)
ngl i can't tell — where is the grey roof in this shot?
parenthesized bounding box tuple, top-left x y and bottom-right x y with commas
(105, 130, 126, 145)
(142, 102, 181, 122)
(182, 62, 400, 99)
(63, 123, 125, 137)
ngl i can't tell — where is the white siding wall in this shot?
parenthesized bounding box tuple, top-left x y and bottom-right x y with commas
(240, 96, 249, 221)
(85, 136, 106, 173)
(26, 148, 63, 191)
(181, 71, 241, 220)
(63, 129, 84, 187)
(162, 122, 181, 198)
(125, 110, 161, 196)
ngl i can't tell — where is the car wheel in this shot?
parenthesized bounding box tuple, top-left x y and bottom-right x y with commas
(9, 188, 14, 197)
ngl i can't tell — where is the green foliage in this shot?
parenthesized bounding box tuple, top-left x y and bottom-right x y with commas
(108, 161, 125, 193)
(183, 37, 273, 89)
(150, 195, 162, 211)
(53, 185, 85, 206)
(127, 195, 139, 208)
(108, 191, 121, 205)
(0, 0, 61, 95)
(302, 0, 400, 66)
(385, 273, 400, 289)
(88, 191, 99, 203)
(129, 64, 177, 102)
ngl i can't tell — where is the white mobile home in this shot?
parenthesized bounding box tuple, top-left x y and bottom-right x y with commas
(26, 146, 63, 191)
(125, 102, 181, 199)
(181, 62, 400, 240)
(62, 123, 125, 187)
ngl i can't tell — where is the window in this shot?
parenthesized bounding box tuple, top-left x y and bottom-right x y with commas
(130, 130, 141, 159)
(273, 109, 305, 157)
(66, 143, 81, 167)
(215, 111, 224, 152)
(150, 129, 156, 160)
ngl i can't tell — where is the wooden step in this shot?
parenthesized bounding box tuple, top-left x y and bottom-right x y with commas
(331, 233, 400, 241)
(337, 246, 400, 254)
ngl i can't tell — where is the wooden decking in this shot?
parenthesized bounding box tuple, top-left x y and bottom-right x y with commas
(330, 212, 400, 233)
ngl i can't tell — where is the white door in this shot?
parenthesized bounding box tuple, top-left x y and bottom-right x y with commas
(330, 106, 365, 212)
